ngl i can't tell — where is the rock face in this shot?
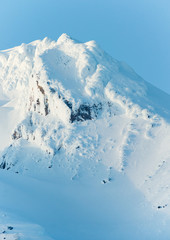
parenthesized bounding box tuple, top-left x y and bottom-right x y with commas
(1, 34, 170, 211)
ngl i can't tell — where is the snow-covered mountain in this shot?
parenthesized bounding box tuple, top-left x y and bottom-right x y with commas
(1, 34, 170, 239)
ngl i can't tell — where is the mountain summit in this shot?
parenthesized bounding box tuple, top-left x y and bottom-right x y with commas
(1, 34, 170, 224)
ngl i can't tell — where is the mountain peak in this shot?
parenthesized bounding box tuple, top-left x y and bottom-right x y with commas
(57, 33, 75, 44)
(1, 35, 170, 213)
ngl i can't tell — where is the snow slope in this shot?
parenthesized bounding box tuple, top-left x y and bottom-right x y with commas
(0, 34, 170, 239)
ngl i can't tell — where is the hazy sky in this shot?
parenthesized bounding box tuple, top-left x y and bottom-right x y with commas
(0, 0, 170, 93)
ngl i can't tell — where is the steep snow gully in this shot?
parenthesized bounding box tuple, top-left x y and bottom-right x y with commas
(0, 34, 170, 239)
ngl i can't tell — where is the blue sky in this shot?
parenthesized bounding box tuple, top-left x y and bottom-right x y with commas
(0, 0, 170, 93)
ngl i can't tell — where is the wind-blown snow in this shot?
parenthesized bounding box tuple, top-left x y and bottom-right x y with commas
(0, 33, 170, 239)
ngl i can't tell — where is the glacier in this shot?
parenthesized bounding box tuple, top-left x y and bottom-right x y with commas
(0, 34, 170, 239)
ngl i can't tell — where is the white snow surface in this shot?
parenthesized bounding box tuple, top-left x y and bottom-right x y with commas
(0, 34, 170, 239)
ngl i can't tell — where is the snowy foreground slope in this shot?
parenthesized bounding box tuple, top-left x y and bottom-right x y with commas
(1, 34, 170, 239)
